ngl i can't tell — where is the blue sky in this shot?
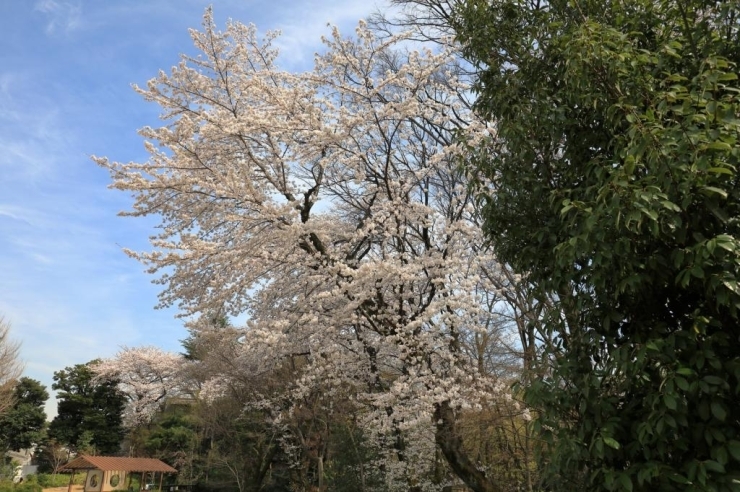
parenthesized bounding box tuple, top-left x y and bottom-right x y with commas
(0, 0, 385, 418)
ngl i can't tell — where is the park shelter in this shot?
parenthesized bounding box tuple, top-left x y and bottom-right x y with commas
(60, 455, 177, 492)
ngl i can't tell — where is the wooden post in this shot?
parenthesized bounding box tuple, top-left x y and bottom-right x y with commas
(158, 472, 163, 491)
(67, 470, 75, 492)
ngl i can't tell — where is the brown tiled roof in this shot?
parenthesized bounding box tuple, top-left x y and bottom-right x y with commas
(60, 455, 177, 473)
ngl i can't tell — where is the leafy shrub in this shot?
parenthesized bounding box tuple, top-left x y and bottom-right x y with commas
(0, 480, 43, 492)
(35, 473, 84, 487)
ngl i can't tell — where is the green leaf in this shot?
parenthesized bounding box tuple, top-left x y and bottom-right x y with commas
(704, 375, 724, 386)
(675, 376, 689, 391)
(722, 280, 740, 296)
(663, 393, 677, 410)
(715, 445, 729, 465)
(711, 402, 727, 421)
(643, 208, 658, 221)
(668, 474, 691, 484)
(728, 440, 740, 461)
(660, 200, 681, 211)
(618, 473, 633, 492)
(604, 437, 621, 449)
(702, 186, 728, 198)
(703, 460, 725, 473)
(707, 166, 734, 175)
(715, 235, 736, 251)
(718, 72, 738, 81)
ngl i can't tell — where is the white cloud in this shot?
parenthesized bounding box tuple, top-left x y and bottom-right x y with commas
(264, 0, 384, 68)
(34, 0, 83, 34)
(0, 205, 32, 224)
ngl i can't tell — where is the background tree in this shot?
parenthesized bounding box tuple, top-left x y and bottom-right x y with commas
(0, 377, 48, 452)
(0, 316, 23, 417)
(455, 0, 740, 490)
(48, 361, 126, 455)
(143, 407, 200, 483)
(94, 346, 190, 427)
(35, 439, 70, 475)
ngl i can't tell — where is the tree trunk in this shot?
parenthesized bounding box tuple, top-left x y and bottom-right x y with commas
(317, 455, 324, 491)
(434, 400, 501, 492)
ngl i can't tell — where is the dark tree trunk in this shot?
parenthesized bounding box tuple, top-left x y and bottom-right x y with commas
(434, 400, 501, 492)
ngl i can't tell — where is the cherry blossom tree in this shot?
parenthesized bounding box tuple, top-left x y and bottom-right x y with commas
(94, 346, 190, 427)
(96, 10, 521, 491)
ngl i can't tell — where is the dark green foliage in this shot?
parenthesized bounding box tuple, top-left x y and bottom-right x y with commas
(141, 405, 200, 485)
(321, 421, 382, 492)
(196, 400, 281, 492)
(0, 378, 48, 452)
(48, 361, 126, 455)
(456, 0, 740, 490)
(146, 413, 199, 460)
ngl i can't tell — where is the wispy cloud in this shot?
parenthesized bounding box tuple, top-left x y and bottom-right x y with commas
(34, 0, 83, 34)
(0, 205, 33, 225)
(0, 72, 71, 180)
(259, 0, 384, 68)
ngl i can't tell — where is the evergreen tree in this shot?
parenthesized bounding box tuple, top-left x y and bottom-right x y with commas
(0, 377, 48, 452)
(48, 361, 126, 455)
(455, 0, 740, 490)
